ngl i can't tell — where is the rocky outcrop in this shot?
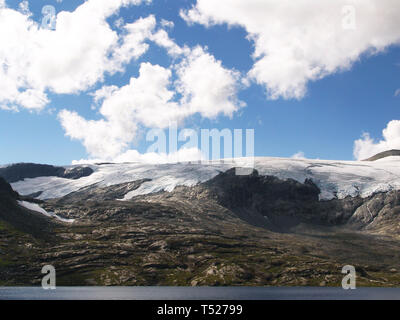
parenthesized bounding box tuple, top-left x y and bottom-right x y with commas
(163, 168, 364, 232)
(201, 168, 322, 230)
(0, 177, 53, 238)
(363, 149, 400, 161)
(0, 177, 18, 200)
(0, 163, 64, 182)
(347, 190, 400, 234)
(201, 169, 400, 233)
(0, 163, 93, 183)
(62, 166, 94, 180)
(54, 179, 151, 204)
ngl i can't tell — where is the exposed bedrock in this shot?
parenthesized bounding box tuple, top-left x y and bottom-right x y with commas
(220, 168, 400, 233)
(0, 177, 54, 237)
(149, 168, 399, 233)
(43, 167, 400, 234)
(0, 163, 93, 183)
(363, 149, 400, 161)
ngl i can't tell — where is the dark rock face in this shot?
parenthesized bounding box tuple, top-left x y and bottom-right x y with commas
(203, 169, 400, 233)
(62, 166, 94, 180)
(0, 177, 53, 239)
(181, 168, 362, 231)
(363, 149, 400, 161)
(206, 169, 320, 208)
(201, 169, 322, 230)
(0, 163, 64, 183)
(0, 163, 93, 183)
(55, 179, 151, 204)
(0, 177, 18, 200)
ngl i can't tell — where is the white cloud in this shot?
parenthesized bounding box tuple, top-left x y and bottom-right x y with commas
(15, 89, 49, 110)
(160, 19, 174, 29)
(59, 63, 172, 159)
(60, 45, 244, 161)
(353, 120, 400, 160)
(176, 46, 244, 118)
(109, 15, 157, 72)
(151, 29, 186, 57)
(90, 85, 119, 105)
(0, 0, 153, 111)
(395, 89, 400, 97)
(59, 109, 130, 158)
(72, 147, 205, 165)
(100, 62, 183, 129)
(18, 1, 30, 16)
(291, 151, 306, 159)
(181, 0, 400, 100)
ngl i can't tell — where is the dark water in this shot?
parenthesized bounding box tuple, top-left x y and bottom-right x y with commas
(1, 287, 400, 300)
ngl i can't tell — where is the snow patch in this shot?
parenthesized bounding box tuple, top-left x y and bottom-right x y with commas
(18, 200, 75, 223)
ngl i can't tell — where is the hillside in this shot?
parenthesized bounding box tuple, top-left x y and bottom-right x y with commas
(1, 155, 400, 286)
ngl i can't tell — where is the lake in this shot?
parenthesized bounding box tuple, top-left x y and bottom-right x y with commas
(1, 286, 400, 300)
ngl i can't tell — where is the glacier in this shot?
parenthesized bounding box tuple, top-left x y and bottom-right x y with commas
(10, 156, 400, 201)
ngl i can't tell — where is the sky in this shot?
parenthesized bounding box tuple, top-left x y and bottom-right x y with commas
(0, 0, 399, 165)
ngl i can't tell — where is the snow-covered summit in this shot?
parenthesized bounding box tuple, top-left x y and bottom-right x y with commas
(10, 156, 400, 201)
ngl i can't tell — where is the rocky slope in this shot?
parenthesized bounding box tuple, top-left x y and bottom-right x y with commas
(0, 177, 53, 236)
(0, 163, 93, 183)
(1, 157, 400, 287)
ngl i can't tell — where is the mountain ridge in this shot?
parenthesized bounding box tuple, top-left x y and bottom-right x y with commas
(0, 163, 94, 183)
(363, 149, 400, 161)
(8, 155, 400, 202)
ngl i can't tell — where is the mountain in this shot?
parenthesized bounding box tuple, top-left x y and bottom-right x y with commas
(0, 163, 93, 183)
(8, 156, 400, 201)
(1, 155, 400, 286)
(363, 149, 400, 161)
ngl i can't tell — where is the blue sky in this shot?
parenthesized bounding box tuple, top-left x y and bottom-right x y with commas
(0, 0, 399, 165)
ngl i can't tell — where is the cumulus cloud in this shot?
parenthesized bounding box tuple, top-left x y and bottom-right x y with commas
(181, 0, 400, 100)
(59, 62, 175, 159)
(60, 46, 244, 160)
(151, 29, 186, 57)
(0, 0, 152, 111)
(59, 109, 130, 158)
(353, 120, 400, 160)
(109, 15, 157, 72)
(291, 151, 306, 159)
(176, 46, 244, 118)
(90, 85, 119, 105)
